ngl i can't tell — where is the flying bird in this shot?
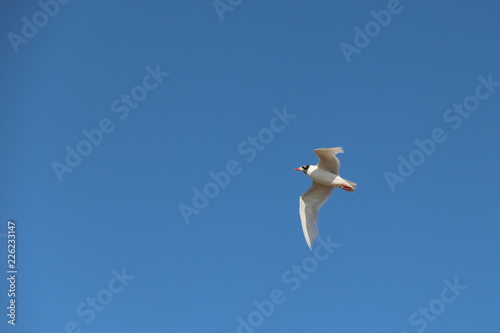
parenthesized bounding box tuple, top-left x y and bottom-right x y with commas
(294, 147, 356, 249)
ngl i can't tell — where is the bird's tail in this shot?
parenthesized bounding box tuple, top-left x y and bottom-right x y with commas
(343, 179, 357, 193)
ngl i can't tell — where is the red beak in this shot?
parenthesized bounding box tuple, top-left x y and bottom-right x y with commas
(294, 168, 301, 171)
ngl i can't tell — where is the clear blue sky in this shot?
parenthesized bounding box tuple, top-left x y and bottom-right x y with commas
(1, 1, 500, 332)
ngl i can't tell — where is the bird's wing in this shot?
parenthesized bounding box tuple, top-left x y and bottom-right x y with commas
(313, 147, 343, 175)
(299, 182, 334, 249)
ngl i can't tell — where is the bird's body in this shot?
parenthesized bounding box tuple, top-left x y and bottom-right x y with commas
(305, 165, 350, 188)
(295, 147, 357, 249)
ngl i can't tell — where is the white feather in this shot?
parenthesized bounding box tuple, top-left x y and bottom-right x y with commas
(299, 183, 333, 249)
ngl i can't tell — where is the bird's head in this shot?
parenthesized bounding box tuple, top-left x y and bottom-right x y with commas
(294, 165, 310, 173)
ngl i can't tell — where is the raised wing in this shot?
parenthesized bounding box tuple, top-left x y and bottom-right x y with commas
(313, 147, 343, 175)
(299, 182, 334, 249)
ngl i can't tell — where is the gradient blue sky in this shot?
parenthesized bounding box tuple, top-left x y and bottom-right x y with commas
(1, 1, 500, 332)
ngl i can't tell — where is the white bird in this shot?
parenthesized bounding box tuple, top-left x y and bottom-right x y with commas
(294, 147, 356, 249)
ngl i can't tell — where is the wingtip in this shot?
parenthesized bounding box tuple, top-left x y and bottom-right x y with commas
(313, 147, 344, 154)
(306, 235, 316, 250)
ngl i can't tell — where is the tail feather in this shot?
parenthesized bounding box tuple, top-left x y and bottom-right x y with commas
(345, 180, 357, 192)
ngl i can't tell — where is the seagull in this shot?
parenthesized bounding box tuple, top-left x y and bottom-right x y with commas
(294, 147, 356, 249)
